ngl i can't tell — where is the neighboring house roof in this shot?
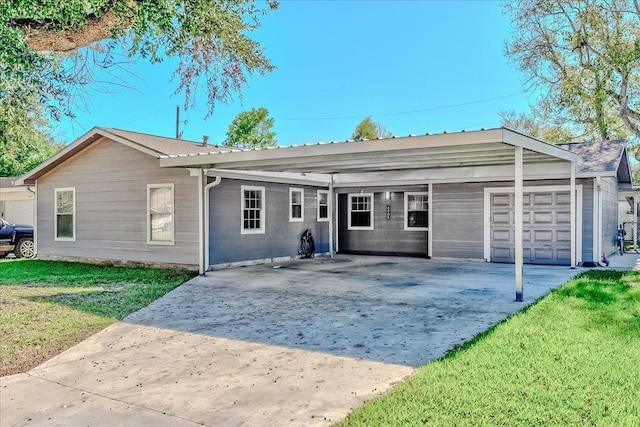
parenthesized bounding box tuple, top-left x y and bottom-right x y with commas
(561, 140, 632, 183)
(0, 177, 15, 187)
(0, 177, 29, 191)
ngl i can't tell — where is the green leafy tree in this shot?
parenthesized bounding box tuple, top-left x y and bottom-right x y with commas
(1, 0, 278, 121)
(224, 107, 277, 149)
(351, 116, 392, 140)
(632, 162, 640, 185)
(1, 87, 63, 177)
(503, 0, 638, 144)
(500, 110, 575, 143)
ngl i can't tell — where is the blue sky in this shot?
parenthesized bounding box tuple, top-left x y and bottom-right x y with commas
(59, 0, 534, 146)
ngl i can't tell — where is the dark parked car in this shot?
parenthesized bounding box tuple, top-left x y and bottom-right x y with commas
(0, 218, 35, 258)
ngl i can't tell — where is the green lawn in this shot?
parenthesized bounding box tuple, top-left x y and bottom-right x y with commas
(0, 259, 194, 376)
(339, 270, 640, 426)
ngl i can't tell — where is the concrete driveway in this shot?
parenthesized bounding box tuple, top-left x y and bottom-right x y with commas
(1, 255, 582, 426)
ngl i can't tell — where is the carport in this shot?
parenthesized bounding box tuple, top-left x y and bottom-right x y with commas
(160, 128, 578, 301)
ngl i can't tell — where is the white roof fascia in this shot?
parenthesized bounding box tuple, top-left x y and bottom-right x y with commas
(619, 186, 640, 193)
(576, 171, 617, 178)
(205, 169, 331, 186)
(333, 162, 574, 187)
(0, 186, 30, 193)
(501, 128, 577, 162)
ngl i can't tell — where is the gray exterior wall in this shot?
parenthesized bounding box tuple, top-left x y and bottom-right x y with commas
(433, 179, 594, 263)
(36, 137, 199, 266)
(601, 176, 619, 256)
(432, 182, 486, 259)
(334, 180, 595, 264)
(208, 179, 329, 264)
(337, 186, 429, 257)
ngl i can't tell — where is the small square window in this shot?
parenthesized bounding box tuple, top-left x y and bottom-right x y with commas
(348, 193, 374, 230)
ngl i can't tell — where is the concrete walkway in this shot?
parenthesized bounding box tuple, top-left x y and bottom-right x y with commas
(605, 251, 640, 269)
(1, 256, 589, 426)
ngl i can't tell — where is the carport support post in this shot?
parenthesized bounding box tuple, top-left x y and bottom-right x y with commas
(329, 173, 335, 258)
(199, 169, 205, 275)
(634, 193, 638, 252)
(570, 161, 576, 268)
(515, 146, 524, 302)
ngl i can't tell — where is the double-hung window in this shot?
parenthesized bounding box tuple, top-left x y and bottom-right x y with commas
(404, 192, 429, 230)
(289, 188, 304, 222)
(55, 187, 75, 241)
(317, 190, 329, 222)
(147, 183, 174, 244)
(242, 185, 265, 234)
(348, 193, 374, 230)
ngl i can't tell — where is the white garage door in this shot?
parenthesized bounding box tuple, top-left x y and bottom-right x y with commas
(490, 191, 571, 265)
(3, 200, 34, 225)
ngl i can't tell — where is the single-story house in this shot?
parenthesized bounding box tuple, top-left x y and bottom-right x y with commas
(17, 127, 633, 299)
(0, 177, 35, 225)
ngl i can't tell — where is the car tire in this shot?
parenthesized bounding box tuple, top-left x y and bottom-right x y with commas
(15, 237, 35, 259)
(0, 252, 7, 259)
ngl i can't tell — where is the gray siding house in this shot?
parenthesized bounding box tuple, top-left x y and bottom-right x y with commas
(18, 127, 633, 275)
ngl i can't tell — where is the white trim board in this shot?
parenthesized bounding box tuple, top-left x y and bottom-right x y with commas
(483, 184, 583, 264)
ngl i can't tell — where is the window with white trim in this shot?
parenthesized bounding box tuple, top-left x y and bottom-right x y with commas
(55, 187, 75, 241)
(317, 190, 329, 222)
(348, 193, 374, 230)
(404, 192, 429, 230)
(147, 183, 175, 244)
(289, 188, 304, 222)
(242, 185, 265, 234)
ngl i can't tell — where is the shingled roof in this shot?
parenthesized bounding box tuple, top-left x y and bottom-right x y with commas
(561, 139, 628, 174)
(101, 128, 224, 156)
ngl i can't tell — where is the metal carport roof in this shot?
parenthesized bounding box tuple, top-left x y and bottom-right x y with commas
(159, 128, 576, 183)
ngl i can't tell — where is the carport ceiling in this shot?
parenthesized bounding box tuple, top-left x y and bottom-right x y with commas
(159, 127, 576, 175)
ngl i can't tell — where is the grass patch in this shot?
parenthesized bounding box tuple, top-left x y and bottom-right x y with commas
(0, 259, 194, 376)
(338, 270, 640, 426)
